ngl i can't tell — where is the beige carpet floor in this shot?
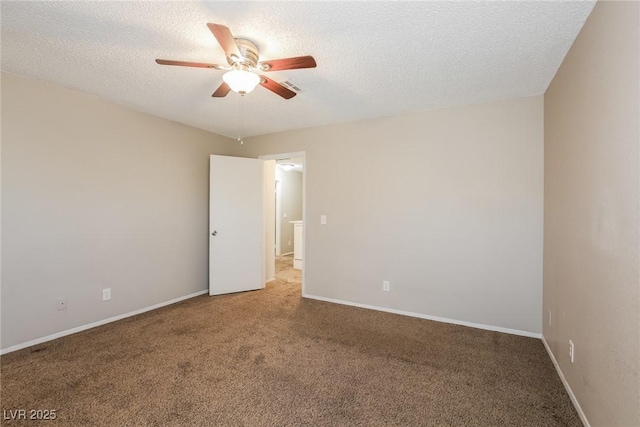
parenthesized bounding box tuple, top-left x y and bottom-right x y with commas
(1, 255, 579, 426)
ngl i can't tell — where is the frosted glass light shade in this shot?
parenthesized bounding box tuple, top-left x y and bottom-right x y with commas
(223, 70, 260, 94)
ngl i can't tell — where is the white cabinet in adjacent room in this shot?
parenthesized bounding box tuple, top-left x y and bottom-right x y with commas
(290, 221, 303, 270)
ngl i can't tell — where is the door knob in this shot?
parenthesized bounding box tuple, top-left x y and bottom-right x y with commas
(211, 231, 217, 236)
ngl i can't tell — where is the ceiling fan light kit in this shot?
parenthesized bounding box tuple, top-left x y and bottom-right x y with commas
(155, 23, 317, 99)
(223, 67, 260, 95)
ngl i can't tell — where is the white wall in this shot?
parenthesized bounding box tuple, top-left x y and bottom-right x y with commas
(276, 168, 303, 255)
(544, 1, 640, 425)
(263, 160, 276, 282)
(1, 72, 237, 350)
(240, 95, 544, 334)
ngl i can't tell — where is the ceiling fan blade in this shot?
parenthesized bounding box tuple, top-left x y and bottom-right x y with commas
(260, 76, 296, 99)
(212, 82, 231, 97)
(259, 55, 317, 72)
(155, 59, 227, 70)
(207, 23, 240, 58)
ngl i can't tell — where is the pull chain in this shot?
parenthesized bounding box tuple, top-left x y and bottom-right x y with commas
(237, 94, 244, 146)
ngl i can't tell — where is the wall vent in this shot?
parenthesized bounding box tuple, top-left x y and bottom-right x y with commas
(280, 81, 302, 92)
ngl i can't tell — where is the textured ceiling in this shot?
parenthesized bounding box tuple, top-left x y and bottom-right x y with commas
(1, 1, 595, 138)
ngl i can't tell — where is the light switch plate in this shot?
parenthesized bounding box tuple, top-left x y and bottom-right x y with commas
(320, 215, 327, 225)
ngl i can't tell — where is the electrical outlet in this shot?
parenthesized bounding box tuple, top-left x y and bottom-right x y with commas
(102, 288, 111, 301)
(283, 213, 288, 218)
(320, 215, 327, 225)
(382, 281, 390, 292)
(569, 340, 574, 363)
(57, 298, 68, 311)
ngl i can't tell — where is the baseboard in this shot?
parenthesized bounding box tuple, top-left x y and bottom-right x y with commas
(302, 293, 542, 339)
(279, 252, 294, 256)
(0, 290, 208, 355)
(542, 335, 590, 427)
(266, 278, 276, 283)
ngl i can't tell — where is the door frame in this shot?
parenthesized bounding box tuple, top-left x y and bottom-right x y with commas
(259, 151, 306, 296)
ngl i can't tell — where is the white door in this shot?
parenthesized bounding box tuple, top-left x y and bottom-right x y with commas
(209, 155, 264, 295)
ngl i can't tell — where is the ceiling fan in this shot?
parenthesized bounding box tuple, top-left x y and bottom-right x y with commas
(155, 23, 317, 99)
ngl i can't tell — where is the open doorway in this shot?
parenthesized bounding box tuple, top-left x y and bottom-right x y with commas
(260, 152, 305, 294)
(275, 157, 303, 257)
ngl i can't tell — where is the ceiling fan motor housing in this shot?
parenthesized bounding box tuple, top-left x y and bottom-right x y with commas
(230, 38, 260, 68)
